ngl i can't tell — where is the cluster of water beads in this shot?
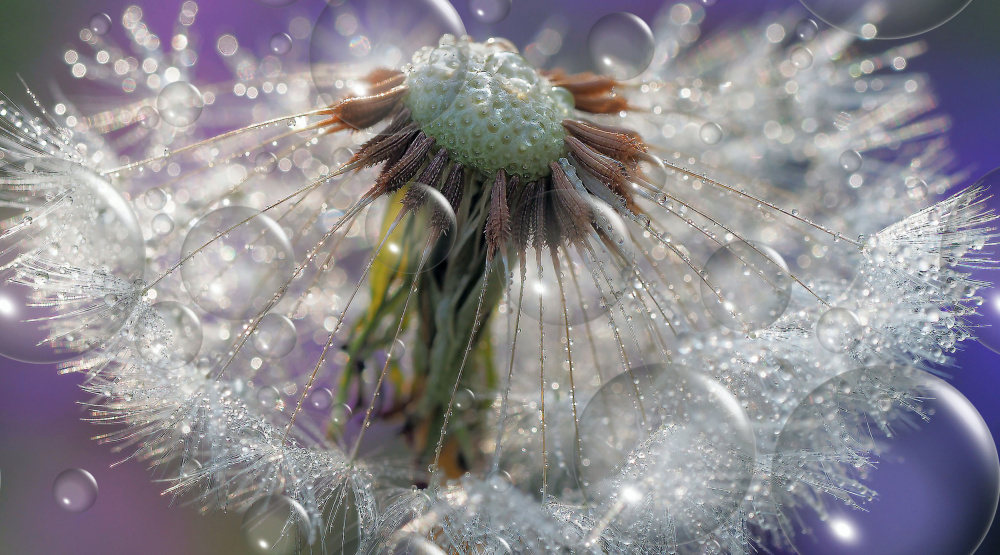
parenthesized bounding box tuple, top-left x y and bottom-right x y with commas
(467, 0, 512, 24)
(700, 241, 793, 332)
(586, 12, 655, 80)
(52, 468, 99, 513)
(774, 365, 999, 555)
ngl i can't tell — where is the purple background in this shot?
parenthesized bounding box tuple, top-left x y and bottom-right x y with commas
(1, 0, 999, 553)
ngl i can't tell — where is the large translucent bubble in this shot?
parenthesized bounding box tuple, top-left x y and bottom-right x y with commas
(773, 365, 999, 555)
(700, 240, 792, 332)
(799, 0, 973, 39)
(180, 206, 294, 320)
(576, 363, 756, 545)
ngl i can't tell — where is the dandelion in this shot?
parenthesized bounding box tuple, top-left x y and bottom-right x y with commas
(0, 1, 997, 553)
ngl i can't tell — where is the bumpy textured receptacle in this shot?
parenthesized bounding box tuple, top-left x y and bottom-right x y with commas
(403, 35, 573, 181)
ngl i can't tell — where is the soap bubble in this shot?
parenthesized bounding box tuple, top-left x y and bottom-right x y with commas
(699, 122, 723, 145)
(839, 149, 863, 172)
(790, 46, 814, 69)
(577, 364, 756, 545)
(700, 241, 792, 332)
(468, 0, 512, 24)
(796, 18, 820, 40)
(143, 187, 168, 210)
(815, 307, 864, 352)
(587, 12, 655, 80)
(155, 81, 204, 127)
(774, 365, 999, 555)
(136, 106, 160, 128)
(180, 206, 295, 320)
(135, 301, 203, 369)
(798, 0, 973, 39)
(363, 184, 457, 274)
(252, 313, 297, 359)
(242, 495, 310, 555)
(269, 33, 292, 55)
(52, 468, 99, 512)
(89, 13, 112, 36)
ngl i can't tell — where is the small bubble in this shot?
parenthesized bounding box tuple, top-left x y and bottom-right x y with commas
(269, 33, 292, 55)
(330, 403, 353, 426)
(453, 388, 476, 411)
(308, 388, 334, 411)
(839, 149, 863, 173)
(144, 187, 168, 210)
(151, 213, 175, 236)
(136, 106, 160, 128)
(467, 0, 512, 24)
(795, 18, 819, 41)
(252, 313, 297, 359)
(242, 496, 309, 555)
(52, 468, 99, 512)
(587, 12, 655, 80)
(815, 307, 863, 352)
(256, 385, 282, 409)
(135, 301, 203, 369)
(699, 122, 723, 145)
(487, 469, 513, 492)
(255, 151, 278, 174)
(789, 46, 813, 69)
(156, 81, 204, 127)
(89, 13, 112, 36)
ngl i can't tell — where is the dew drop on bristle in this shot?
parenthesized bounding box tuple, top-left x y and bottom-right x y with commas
(587, 12, 655, 80)
(796, 18, 820, 40)
(155, 82, 204, 127)
(241, 496, 309, 555)
(144, 187, 168, 210)
(136, 301, 203, 369)
(839, 149, 863, 172)
(252, 313, 297, 359)
(269, 32, 292, 55)
(815, 307, 863, 352)
(798, 0, 973, 39)
(468, 0, 512, 24)
(89, 13, 112, 36)
(309, 0, 465, 102)
(52, 468, 98, 512)
(701, 241, 793, 332)
(699, 122, 723, 145)
(790, 46, 813, 69)
(775, 366, 1000, 555)
(151, 213, 175, 236)
(136, 105, 160, 128)
(308, 388, 333, 411)
(577, 364, 755, 545)
(180, 206, 295, 320)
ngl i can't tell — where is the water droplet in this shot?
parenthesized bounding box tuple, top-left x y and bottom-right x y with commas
(815, 307, 863, 352)
(136, 105, 160, 129)
(242, 496, 309, 555)
(89, 13, 112, 36)
(796, 18, 819, 40)
(155, 82, 204, 127)
(487, 469, 512, 492)
(180, 206, 295, 320)
(839, 149, 863, 172)
(467, 0, 512, 24)
(699, 122, 723, 145)
(330, 403, 353, 426)
(308, 388, 334, 411)
(906, 177, 929, 201)
(254, 151, 278, 174)
(453, 388, 476, 411)
(701, 241, 792, 332)
(52, 468, 98, 512)
(151, 213, 175, 236)
(789, 46, 813, 69)
(363, 184, 457, 274)
(252, 313, 297, 359)
(269, 33, 292, 55)
(798, 0, 972, 39)
(256, 385, 282, 408)
(144, 187, 168, 210)
(135, 301, 203, 369)
(587, 12, 655, 80)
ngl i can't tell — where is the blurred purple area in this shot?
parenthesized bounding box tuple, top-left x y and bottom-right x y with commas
(1, 0, 999, 553)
